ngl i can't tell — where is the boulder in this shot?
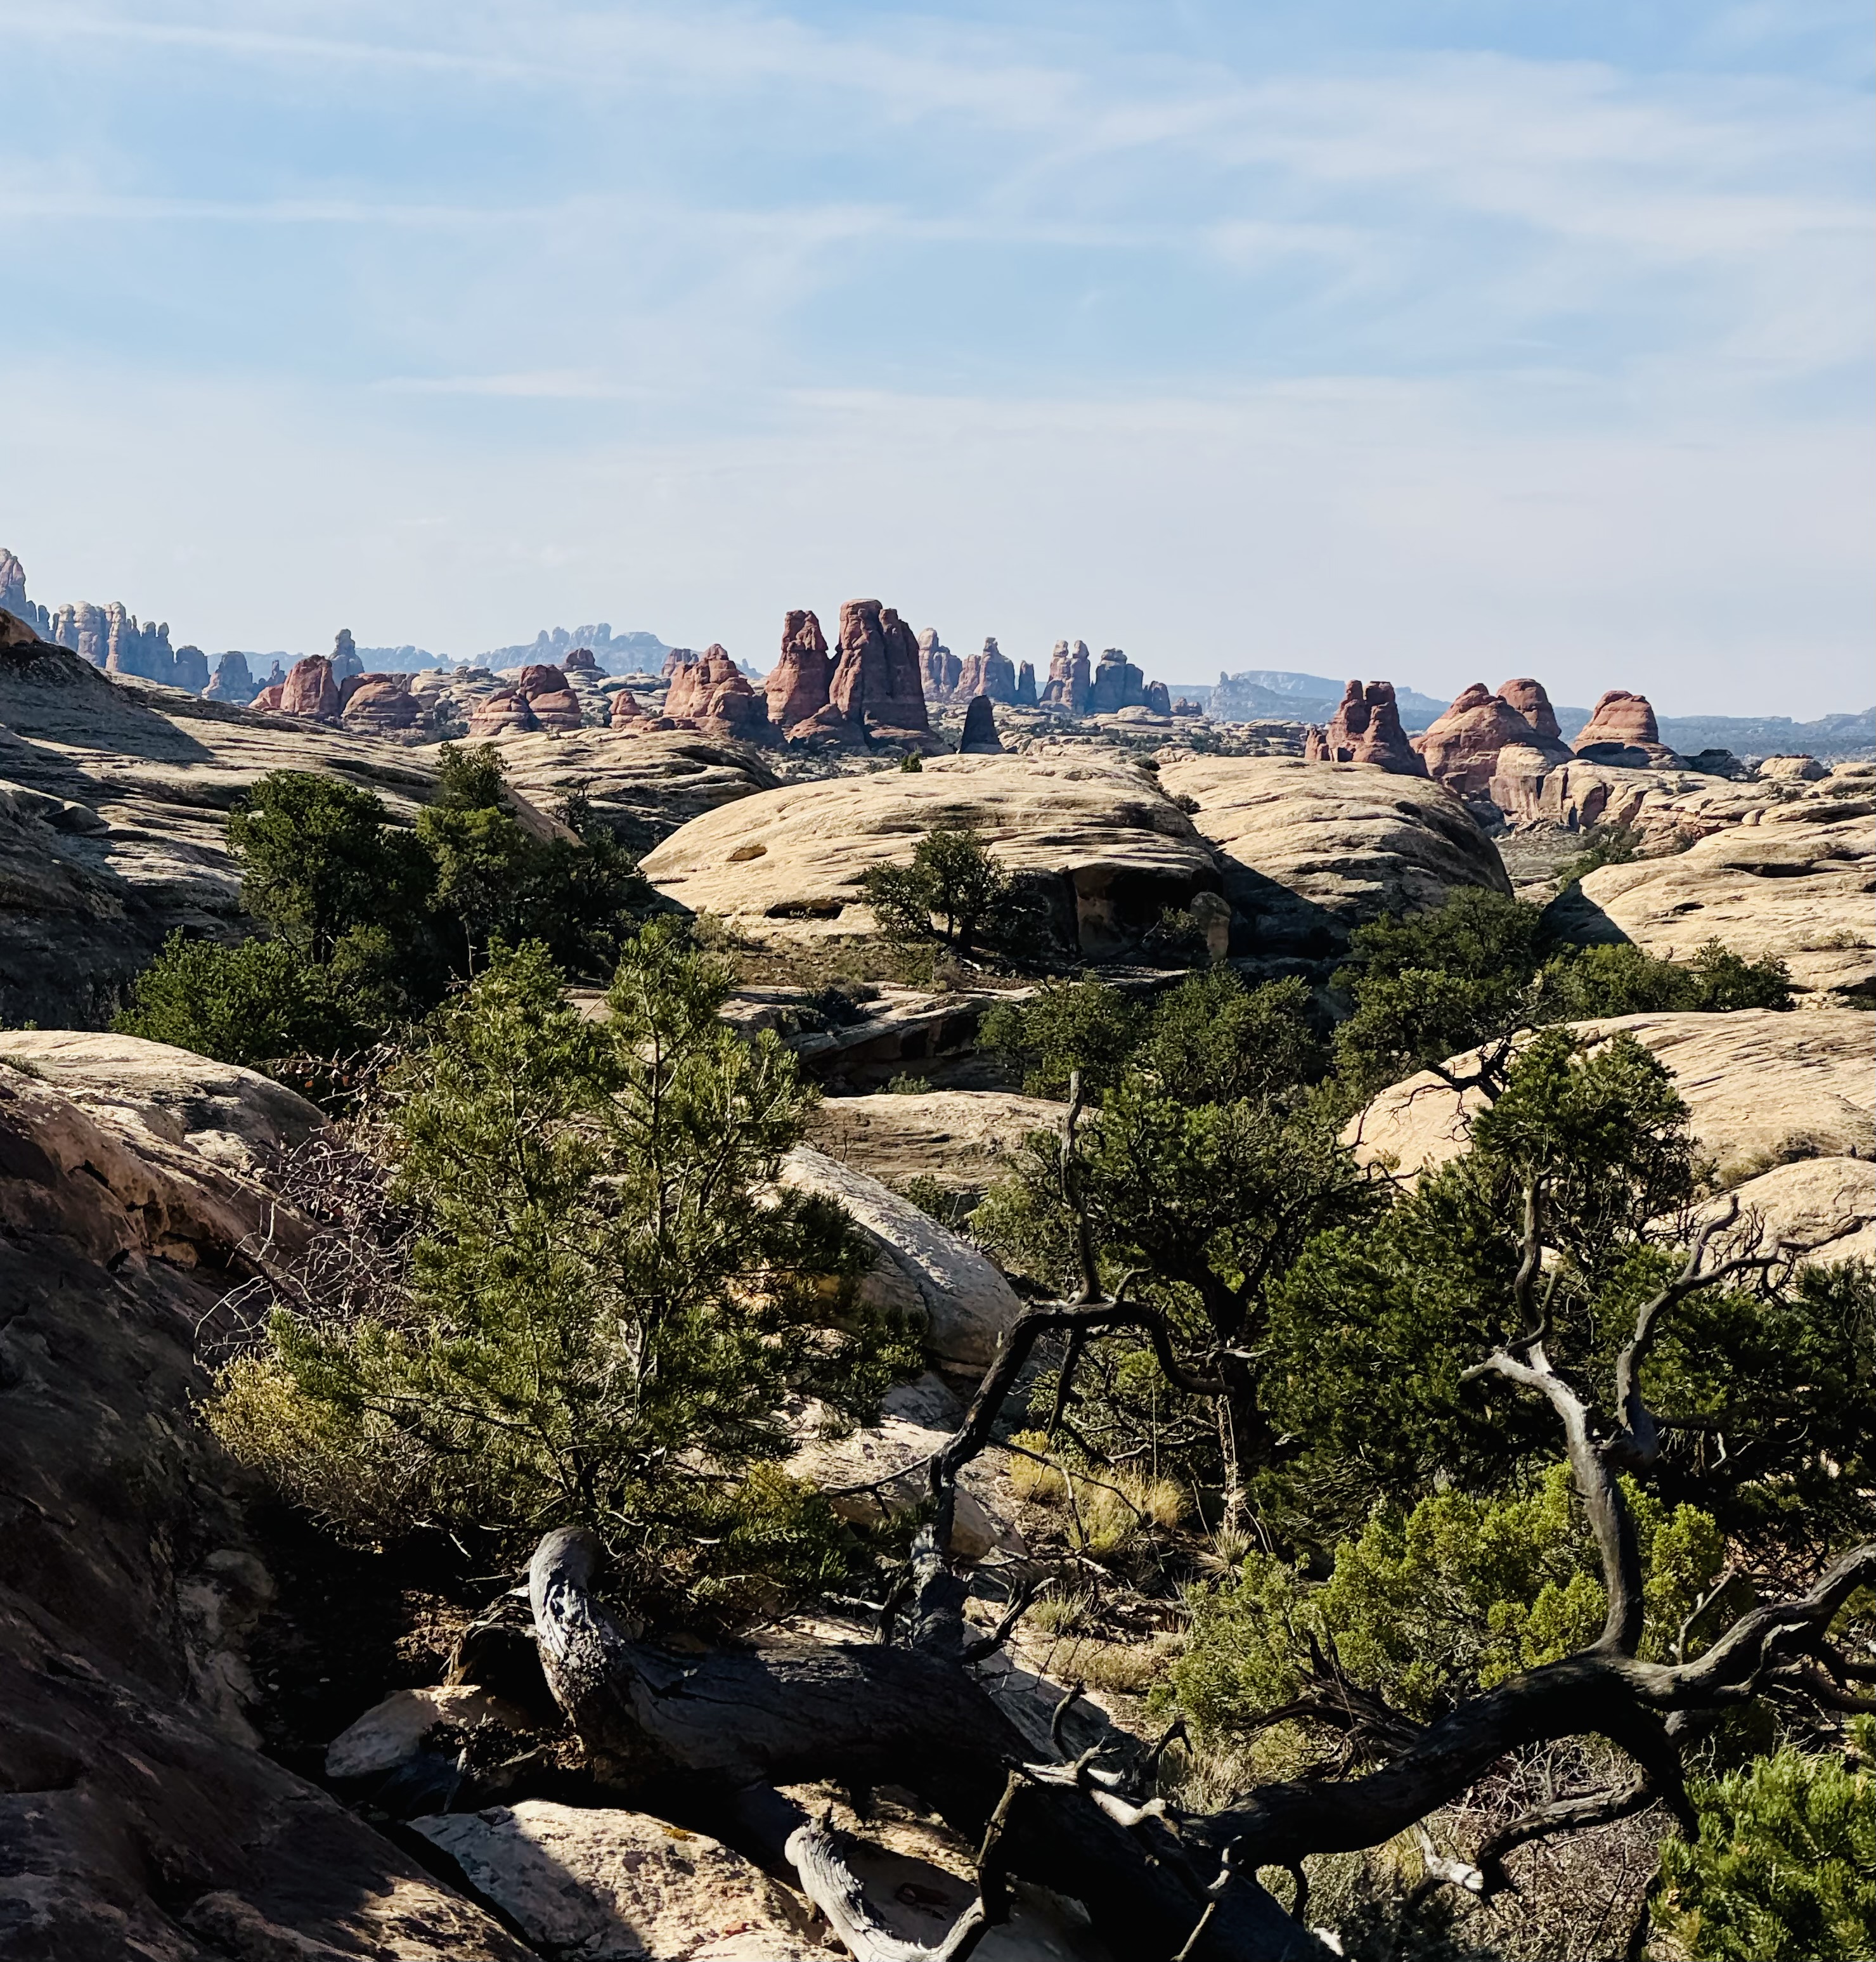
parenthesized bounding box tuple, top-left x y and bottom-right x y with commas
(1575, 688, 1660, 749)
(637, 752, 1221, 957)
(787, 1374, 1025, 1559)
(0, 1053, 533, 1961)
(609, 687, 650, 728)
(958, 694, 1005, 754)
(1303, 680, 1428, 777)
(805, 1088, 1061, 1191)
(1154, 755, 1511, 964)
(1415, 683, 1569, 797)
(767, 608, 834, 733)
(1543, 808, 1875, 1005)
(831, 598, 931, 735)
(326, 1685, 537, 1783)
(1349, 1010, 1875, 1188)
(1759, 754, 1828, 782)
(276, 654, 342, 721)
(339, 671, 422, 739)
(468, 688, 540, 737)
(780, 1145, 1026, 1368)
(1685, 1157, 1876, 1267)
(412, 1801, 824, 1961)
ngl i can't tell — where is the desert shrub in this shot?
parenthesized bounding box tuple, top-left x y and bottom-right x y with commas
(117, 750, 652, 1079)
(1170, 1464, 1723, 1733)
(980, 977, 1143, 1097)
(857, 825, 1014, 957)
(115, 931, 375, 1069)
(1537, 939, 1793, 1019)
(898, 751, 924, 773)
(983, 969, 1323, 1106)
(1652, 1720, 1876, 1961)
(206, 927, 917, 1606)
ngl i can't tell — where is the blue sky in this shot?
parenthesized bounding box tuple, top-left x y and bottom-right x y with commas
(1, 2, 1869, 714)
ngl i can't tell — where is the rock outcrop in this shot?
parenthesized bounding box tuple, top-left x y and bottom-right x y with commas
(1089, 648, 1146, 714)
(1572, 689, 1683, 768)
(1349, 1010, 1875, 1189)
(829, 598, 931, 737)
(203, 650, 260, 704)
(467, 689, 540, 737)
(0, 1038, 534, 1959)
(805, 1088, 1061, 1192)
(663, 643, 775, 745)
(1303, 680, 1428, 777)
(953, 637, 1017, 706)
(471, 727, 780, 856)
(767, 609, 834, 733)
(1014, 660, 1038, 708)
(957, 694, 1005, 754)
(330, 628, 363, 681)
(638, 752, 1220, 957)
(779, 1146, 1026, 1367)
(413, 1801, 824, 1961)
(1154, 755, 1512, 963)
(1543, 803, 1875, 1005)
(0, 623, 557, 1021)
(1414, 683, 1570, 797)
(339, 670, 423, 740)
(275, 653, 342, 721)
(918, 626, 961, 701)
(1498, 676, 1563, 742)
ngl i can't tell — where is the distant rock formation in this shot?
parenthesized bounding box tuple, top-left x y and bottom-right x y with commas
(957, 695, 1005, 754)
(1303, 681, 1428, 777)
(480, 622, 671, 674)
(767, 610, 834, 734)
(468, 690, 540, 738)
(917, 628, 962, 700)
(339, 672, 420, 739)
(203, 652, 259, 704)
(564, 647, 598, 673)
(664, 644, 775, 746)
(1089, 649, 1146, 715)
(830, 600, 931, 737)
(1414, 682, 1571, 797)
(276, 655, 342, 722)
(1068, 643, 1092, 713)
(330, 630, 363, 683)
(1497, 676, 1562, 742)
(1172, 697, 1203, 717)
(1572, 690, 1682, 767)
(0, 548, 50, 635)
(1014, 661, 1037, 708)
(952, 637, 1017, 706)
(1575, 688, 1659, 749)
(1143, 680, 1172, 717)
(609, 688, 651, 729)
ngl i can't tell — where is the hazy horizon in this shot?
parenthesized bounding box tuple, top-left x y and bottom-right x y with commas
(3, 3, 1870, 719)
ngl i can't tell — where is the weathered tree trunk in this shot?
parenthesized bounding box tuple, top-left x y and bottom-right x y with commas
(528, 1528, 1328, 1961)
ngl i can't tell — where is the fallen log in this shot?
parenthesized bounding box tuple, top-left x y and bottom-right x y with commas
(527, 1526, 1328, 1961)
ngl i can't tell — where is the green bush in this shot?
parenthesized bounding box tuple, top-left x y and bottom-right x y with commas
(857, 824, 1014, 957)
(114, 932, 373, 1070)
(1554, 823, 1642, 889)
(115, 749, 652, 1078)
(1653, 1722, 1875, 1961)
(207, 927, 917, 1604)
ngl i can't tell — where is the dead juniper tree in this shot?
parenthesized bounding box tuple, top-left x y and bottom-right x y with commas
(523, 1031, 1875, 1959)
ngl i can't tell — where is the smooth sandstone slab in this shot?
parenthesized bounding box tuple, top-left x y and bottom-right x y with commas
(1350, 1010, 1875, 1188)
(1155, 755, 1510, 962)
(1687, 1157, 1876, 1265)
(1543, 810, 1875, 1005)
(638, 752, 1219, 956)
(780, 1144, 1026, 1368)
(413, 1800, 823, 1961)
(806, 1088, 1063, 1190)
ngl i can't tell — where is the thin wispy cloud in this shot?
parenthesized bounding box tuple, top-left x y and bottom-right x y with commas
(0, 1, 1866, 714)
